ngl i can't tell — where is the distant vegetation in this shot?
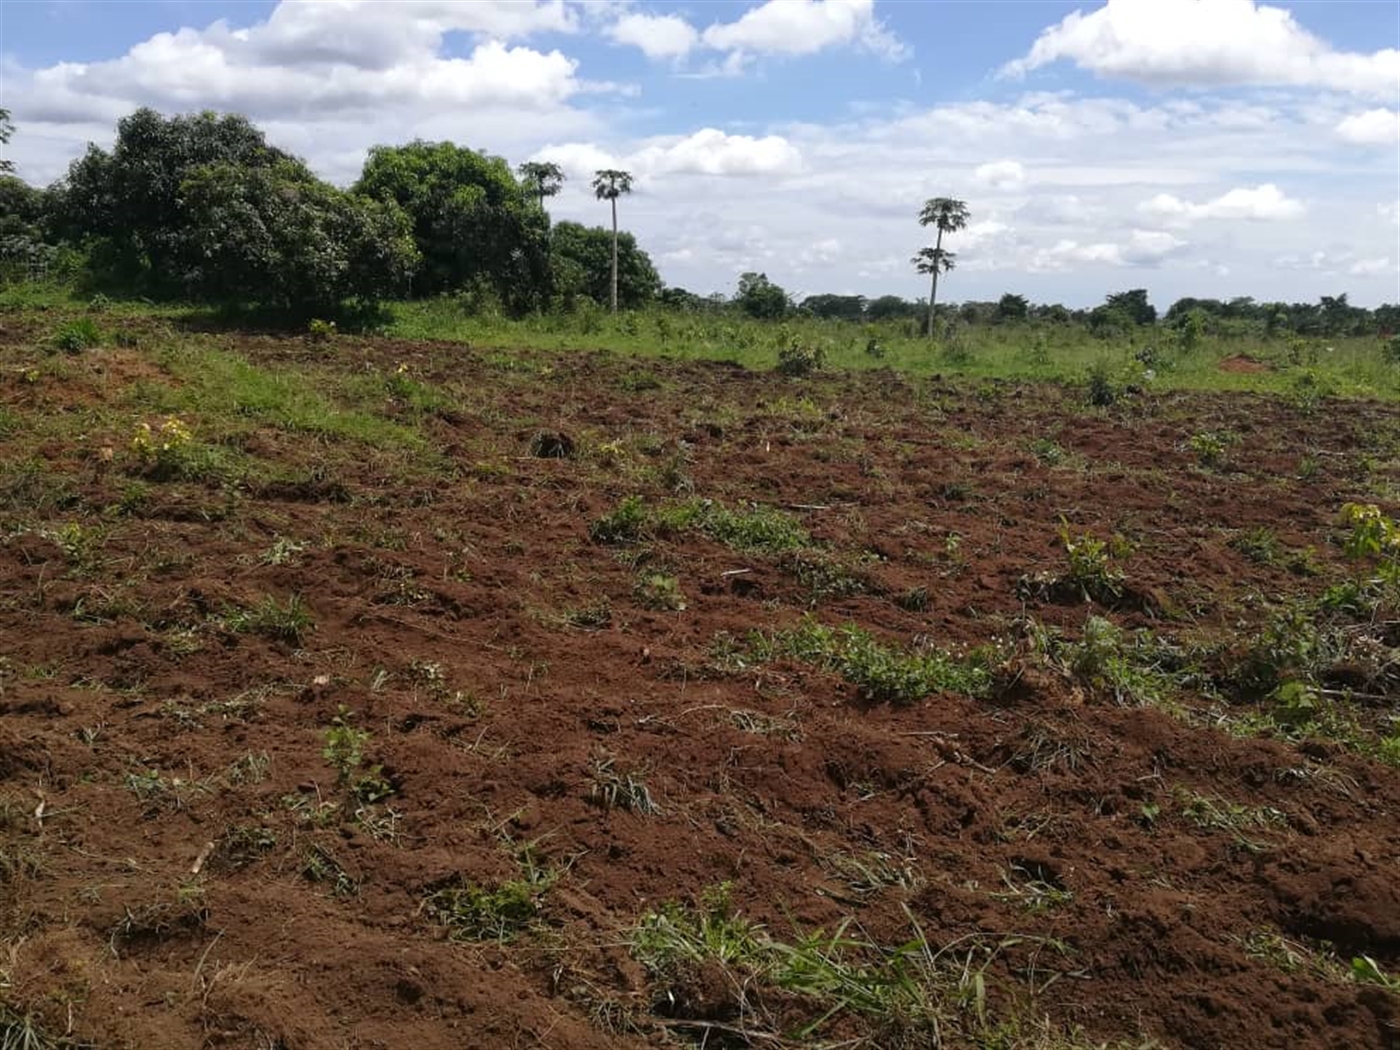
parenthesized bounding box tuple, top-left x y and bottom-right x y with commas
(1, 103, 1397, 397)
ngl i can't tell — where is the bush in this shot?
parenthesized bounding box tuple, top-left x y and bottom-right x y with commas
(776, 342, 825, 377)
(53, 316, 103, 353)
(1383, 334, 1400, 364)
(1086, 363, 1116, 406)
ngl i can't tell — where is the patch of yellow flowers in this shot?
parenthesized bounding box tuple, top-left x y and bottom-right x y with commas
(130, 415, 193, 464)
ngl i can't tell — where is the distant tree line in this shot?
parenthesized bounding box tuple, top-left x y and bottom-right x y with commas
(0, 105, 1395, 335)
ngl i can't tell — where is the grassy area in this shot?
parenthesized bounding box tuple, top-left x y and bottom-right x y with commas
(4, 282, 1397, 401)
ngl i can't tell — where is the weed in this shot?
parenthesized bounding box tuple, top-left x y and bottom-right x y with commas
(1351, 955, 1400, 991)
(1187, 431, 1230, 468)
(307, 318, 338, 343)
(1086, 363, 1115, 406)
(561, 599, 612, 630)
(259, 536, 306, 566)
(588, 755, 660, 815)
(635, 572, 686, 611)
(226, 594, 312, 645)
(422, 847, 556, 942)
(776, 342, 826, 377)
(301, 844, 358, 896)
(52, 316, 102, 353)
(1230, 527, 1280, 565)
(128, 415, 223, 482)
(1029, 437, 1066, 465)
(1058, 520, 1127, 602)
(212, 825, 277, 872)
(756, 617, 990, 703)
(589, 495, 648, 544)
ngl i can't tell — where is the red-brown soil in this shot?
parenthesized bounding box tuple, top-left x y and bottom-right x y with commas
(1, 316, 1397, 1049)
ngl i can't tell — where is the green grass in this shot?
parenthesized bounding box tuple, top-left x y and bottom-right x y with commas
(749, 616, 991, 704)
(385, 299, 1400, 400)
(151, 345, 427, 451)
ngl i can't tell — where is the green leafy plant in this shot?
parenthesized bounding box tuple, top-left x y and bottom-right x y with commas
(227, 594, 313, 644)
(635, 572, 685, 611)
(776, 341, 826, 377)
(422, 847, 556, 942)
(307, 318, 338, 343)
(1058, 520, 1127, 601)
(1187, 431, 1228, 468)
(1086, 362, 1115, 406)
(52, 316, 103, 353)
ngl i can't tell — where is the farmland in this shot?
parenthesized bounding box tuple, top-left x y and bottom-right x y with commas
(1, 302, 1398, 1049)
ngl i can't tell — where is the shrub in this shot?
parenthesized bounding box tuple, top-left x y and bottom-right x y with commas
(1086, 362, 1115, 406)
(53, 316, 103, 353)
(776, 342, 826, 377)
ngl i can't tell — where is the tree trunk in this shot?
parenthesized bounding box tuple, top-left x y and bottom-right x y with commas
(610, 196, 619, 314)
(927, 226, 943, 341)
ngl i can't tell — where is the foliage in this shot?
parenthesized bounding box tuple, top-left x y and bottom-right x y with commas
(776, 340, 826, 377)
(1086, 363, 1116, 406)
(516, 160, 564, 209)
(355, 140, 547, 312)
(1187, 431, 1229, 467)
(52, 316, 102, 353)
(1105, 289, 1157, 326)
(0, 107, 13, 176)
(550, 221, 659, 310)
(128, 415, 222, 481)
(735, 271, 790, 320)
(422, 847, 556, 942)
(180, 159, 417, 312)
(1058, 521, 1127, 602)
(226, 594, 313, 645)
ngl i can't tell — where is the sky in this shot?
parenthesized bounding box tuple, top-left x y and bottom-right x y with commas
(1, 0, 1398, 307)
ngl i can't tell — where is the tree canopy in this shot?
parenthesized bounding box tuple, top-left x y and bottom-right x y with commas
(355, 140, 549, 312)
(550, 221, 659, 310)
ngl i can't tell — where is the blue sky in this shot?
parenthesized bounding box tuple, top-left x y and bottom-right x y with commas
(2, 0, 1397, 306)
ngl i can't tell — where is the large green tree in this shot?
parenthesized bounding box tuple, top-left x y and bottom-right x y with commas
(355, 140, 549, 311)
(180, 160, 417, 312)
(54, 107, 294, 293)
(735, 272, 790, 320)
(517, 161, 565, 212)
(592, 169, 634, 313)
(550, 221, 659, 309)
(916, 197, 970, 340)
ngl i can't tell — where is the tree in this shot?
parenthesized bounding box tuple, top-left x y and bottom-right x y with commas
(550, 221, 659, 309)
(180, 160, 417, 312)
(866, 294, 917, 321)
(1104, 289, 1156, 326)
(356, 141, 549, 311)
(53, 107, 294, 294)
(916, 197, 970, 340)
(0, 108, 14, 175)
(517, 161, 565, 212)
(912, 247, 956, 336)
(801, 294, 866, 322)
(735, 272, 790, 320)
(592, 169, 633, 313)
(996, 293, 1030, 323)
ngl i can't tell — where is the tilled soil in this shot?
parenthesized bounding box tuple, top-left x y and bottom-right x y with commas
(1, 318, 1398, 1049)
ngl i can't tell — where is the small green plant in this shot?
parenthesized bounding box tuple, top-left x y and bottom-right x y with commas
(1230, 527, 1280, 565)
(1058, 520, 1126, 601)
(227, 595, 312, 645)
(589, 495, 649, 544)
(635, 572, 685, 611)
(1352, 954, 1400, 990)
(322, 706, 369, 782)
(422, 847, 556, 942)
(776, 342, 826, 377)
(53, 316, 103, 353)
(1086, 362, 1116, 406)
(1187, 431, 1228, 468)
(307, 318, 338, 343)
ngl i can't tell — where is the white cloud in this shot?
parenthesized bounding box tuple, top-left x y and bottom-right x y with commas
(1349, 257, 1394, 276)
(974, 160, 1026, 191)
(1004, 0, 1400, 100)
(1336, 109, 1400, 146)
(1138, 184, 1305, 224)
(1027, 230, 1187, 272)
(1381, 201, 1400, 227)
(634, 128, 802, 176)
(607, 12, 698, 60)
(702, 0, 906, 61)
(539, 128, 802, 180)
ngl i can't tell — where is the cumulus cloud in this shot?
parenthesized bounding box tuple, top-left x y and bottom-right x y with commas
(606, 12, 698, 60)
(1349, 257, 1394, 276)
(1138, 184, 1304, 224)
(1382, 201, 1400, 227)
(1336, 109, 1400, 146)
(538, 128, 802, 180)
(974, 160, 1026, 191)
(702, 0, 906, 61)
(1030, 230, 1187, 271)
(12, 0, 600, 132)
(1003, 0, 1400, 100)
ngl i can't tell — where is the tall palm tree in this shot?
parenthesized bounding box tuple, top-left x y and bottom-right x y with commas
(916, 197, 970, 340)
(592, 169, 634, 313)
(517, 161, 565, 212)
